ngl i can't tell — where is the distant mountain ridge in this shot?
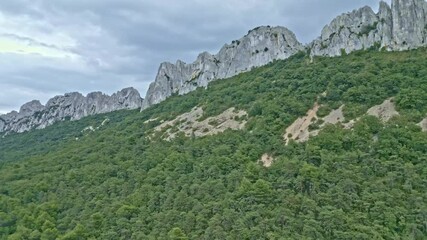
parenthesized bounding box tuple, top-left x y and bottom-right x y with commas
(0, 87, 142, 134)
(2, 0, 426, 134)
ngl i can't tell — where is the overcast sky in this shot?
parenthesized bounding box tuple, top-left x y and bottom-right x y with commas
(0, 0, 390, 114)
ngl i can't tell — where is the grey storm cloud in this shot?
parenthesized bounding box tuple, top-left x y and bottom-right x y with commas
(0, 0, 389, 114)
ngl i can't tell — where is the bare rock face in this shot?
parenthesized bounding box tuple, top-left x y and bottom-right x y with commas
(310, 0, 427, 57)
(19, 100, 45, 117)
(367, 98, 399, 122)
(142, 26, 304, 109)
(391, 0, 427, 50)
(310, 6, 380, 56)
(0, 87, 143, 134)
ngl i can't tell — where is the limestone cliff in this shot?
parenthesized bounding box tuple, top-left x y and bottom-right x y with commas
(310, 0, 427, 56)
(143, 0, 427, 110)
(0, 87, 143, 134)
(141, 26, 304, 109)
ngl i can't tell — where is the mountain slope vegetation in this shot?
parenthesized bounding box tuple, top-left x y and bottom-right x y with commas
(1, 48, 427, 239)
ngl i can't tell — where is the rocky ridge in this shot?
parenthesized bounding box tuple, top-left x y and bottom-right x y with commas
(0, 87, 143, 134)
(310, 0, 427, 56)
(141, 26, 304, 109)
(142, 0, 427, 110)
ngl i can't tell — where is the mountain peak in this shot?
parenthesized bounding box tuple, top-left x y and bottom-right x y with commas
(19, 100, 44, 117)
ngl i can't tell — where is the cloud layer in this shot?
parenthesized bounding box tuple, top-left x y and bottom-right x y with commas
(0, 0, 389, 114)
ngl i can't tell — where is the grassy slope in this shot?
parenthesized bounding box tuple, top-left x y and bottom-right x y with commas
(0, 48, 427, 239)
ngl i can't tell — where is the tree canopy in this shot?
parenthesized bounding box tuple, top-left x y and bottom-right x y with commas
(1, 47, 427, 239)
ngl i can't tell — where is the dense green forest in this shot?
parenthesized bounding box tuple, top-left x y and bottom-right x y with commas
(1, 48, 427, 239)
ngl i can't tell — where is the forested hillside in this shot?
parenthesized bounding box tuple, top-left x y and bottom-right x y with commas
(1, 48, 427, 239)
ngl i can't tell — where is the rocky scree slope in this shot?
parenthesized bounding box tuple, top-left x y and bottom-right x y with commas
(0, 87, 143, 134)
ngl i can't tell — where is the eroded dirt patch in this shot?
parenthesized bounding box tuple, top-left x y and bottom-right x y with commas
(367, 99, 399, 122)
(153, 107, 247, 140)
(259, 153, 274, 167)
(284, 104, 347, 145)
(282, 98, 409, 145)
(284, 103, 319, 145)
(418, 118, 427, 132)
(322, 105, 344, 125)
